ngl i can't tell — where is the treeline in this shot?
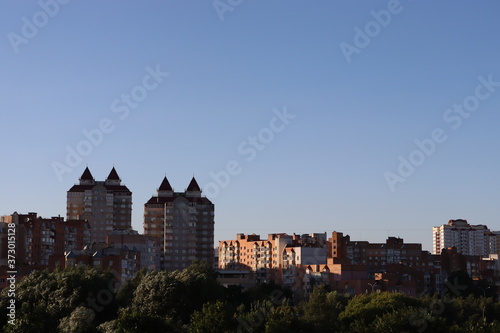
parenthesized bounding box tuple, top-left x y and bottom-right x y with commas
(0, 262, 499, 332)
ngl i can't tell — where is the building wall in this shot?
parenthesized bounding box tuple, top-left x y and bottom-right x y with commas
(433, 220, 497, 256)
(107, 231, 160, 271)
(67, 168, 132, 244)
(0, 212, 89, 269)
(144, 177, 215, 270)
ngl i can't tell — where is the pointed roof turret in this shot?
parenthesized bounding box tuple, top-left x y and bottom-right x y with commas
(186, 177, 201, 197)
(80, 167, 94, 181)
(107, 167, 121, 181)
(159, 176, 173, 191)
(158, 176, 174, 197)
(187, 177, 201, 192)
(78, 167, 95, 185)
(105, 167, 122, 186)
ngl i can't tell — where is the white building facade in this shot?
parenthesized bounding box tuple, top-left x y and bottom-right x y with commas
(433, 219, 497, 256)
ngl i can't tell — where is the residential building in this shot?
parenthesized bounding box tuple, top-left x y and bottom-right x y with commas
(433, 219, 497, 256)
(107, 230, 160, 271)
(67, 167, 132, 243)
(144, 176, 215, 270)
(330, 232, 428, 273)
(65, 244, 139, 285)
(494, 231, 500, 254)
(219, 233, 327, 284)
(0, 212, 90, 267)
(218, 231, 449, 297)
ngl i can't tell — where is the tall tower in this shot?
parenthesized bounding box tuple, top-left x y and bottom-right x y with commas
(67, 167, 132, 243)
(144, 176, 215, 270)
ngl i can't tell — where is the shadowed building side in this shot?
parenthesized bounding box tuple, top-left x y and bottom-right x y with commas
(144, 176, 215, 271)
(67, 167, 132, 244)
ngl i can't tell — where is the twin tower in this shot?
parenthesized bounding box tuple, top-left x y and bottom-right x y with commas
(67, 167, 215, 270)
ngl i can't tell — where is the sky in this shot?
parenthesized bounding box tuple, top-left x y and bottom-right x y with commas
(1, 1, 500, 252)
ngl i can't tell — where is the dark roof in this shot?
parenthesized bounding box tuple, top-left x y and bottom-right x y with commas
(145, 194, 212, 205)
(186, 177, 201, 192)
(68, 184, 95, 192)
(104, 185, 132, 193)
(107, 167, 120, 180)
(80, 167, 94, 181)
(159, 177, 173, 191)
(68, 183, 131, 194)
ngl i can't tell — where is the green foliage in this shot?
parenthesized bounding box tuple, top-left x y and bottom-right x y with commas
(115, 268, 146, 308)
(189, 300, 235, 333)
(298, 285, 349, 332)
(338, 292, 423, 332)
(0, 266, 117, 333)
(126, 260, 223, 326)
(235, 298, 299, 333)
(263, 299, 299, 333)
(1, 264, 499, 332)
(114, 310, 181, 333)
(58, 306, 97, 333)
(242, 281, 293, 307)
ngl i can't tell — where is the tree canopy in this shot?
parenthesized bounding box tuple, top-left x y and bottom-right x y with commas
(1, 265, 499, 333)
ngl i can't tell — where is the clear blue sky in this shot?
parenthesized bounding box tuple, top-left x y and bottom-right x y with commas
(1, 1, 500, 252)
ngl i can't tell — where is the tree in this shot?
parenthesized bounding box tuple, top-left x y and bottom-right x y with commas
(264, 299, 299, 333)
(58, 306, 97, 333)
(126, 260, 223, 326)
(189, 300, 235, 333)
(299, 285, 349, 332)
(338, 292, 422, 332)
(115, 268, 146, 309)
(0, 266, 118, 333)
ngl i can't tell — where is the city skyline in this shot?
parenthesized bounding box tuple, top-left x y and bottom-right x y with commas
(3, 165, 499, 254)
(2, 1, 500, 252)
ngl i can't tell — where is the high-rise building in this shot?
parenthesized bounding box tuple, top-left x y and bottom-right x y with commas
(144, 176, 214, 270)
(432, 219, 497, 256)
(67, 167, 132, 243)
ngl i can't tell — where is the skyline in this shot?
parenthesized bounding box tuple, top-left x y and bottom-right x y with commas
(2, 1, 500, 252)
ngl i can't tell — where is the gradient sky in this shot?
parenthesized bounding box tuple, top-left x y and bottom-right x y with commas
(1, 1, 500, 252)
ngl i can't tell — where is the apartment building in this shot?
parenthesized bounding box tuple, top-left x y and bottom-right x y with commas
(144, 176, 215, 270)
(106, 230, 160, 271)
(433, 219, 497, 256)
(219, 233, 327, 284)
(0, 212, 90, 266)
(65, 244, 140, 284)
(330, 232, 429, 273)
(67, 167, 132, 243)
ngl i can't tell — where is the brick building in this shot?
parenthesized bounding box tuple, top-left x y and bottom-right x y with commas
(0, 212, 90, 267)
(219, 233, 327, 285)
